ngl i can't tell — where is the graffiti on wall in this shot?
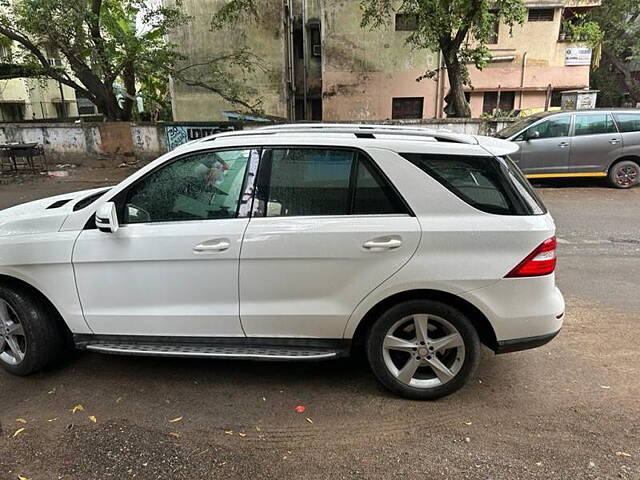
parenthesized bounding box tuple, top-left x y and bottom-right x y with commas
(166, 125, 239, 150)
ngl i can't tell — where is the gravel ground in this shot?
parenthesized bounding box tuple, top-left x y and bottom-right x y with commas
(0, 169, 638, 480)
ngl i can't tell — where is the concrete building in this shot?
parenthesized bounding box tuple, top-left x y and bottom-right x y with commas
(0, 44, 82, 121)
(167, 0, 601, 121)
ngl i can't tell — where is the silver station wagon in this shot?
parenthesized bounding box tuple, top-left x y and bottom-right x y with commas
(496, 109, 640, 188)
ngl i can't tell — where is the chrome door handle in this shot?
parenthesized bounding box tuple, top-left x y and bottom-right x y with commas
(609, 138, 621, 144)
(193, 239, 230, 253)
(363, 238, 402, 251)
(558, 142, 569, 148)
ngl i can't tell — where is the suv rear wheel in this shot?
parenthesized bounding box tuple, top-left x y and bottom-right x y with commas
(609, 160, 639, 189)
(367, 299, 481, 400)
(0, 285, 66, 376)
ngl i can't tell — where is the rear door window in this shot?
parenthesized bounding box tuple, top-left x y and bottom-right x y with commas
(613, 113, 640, 133)
(254, 148, 409, 217)
(400, 153, 546, 215)
(573, 114, 618, 136)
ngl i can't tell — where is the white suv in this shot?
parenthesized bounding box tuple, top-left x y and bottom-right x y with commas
(0, 125, 564, 399)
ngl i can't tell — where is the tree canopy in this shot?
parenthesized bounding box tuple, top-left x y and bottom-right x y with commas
(590, 0, 640, 105)
(0, 0, 261, 120)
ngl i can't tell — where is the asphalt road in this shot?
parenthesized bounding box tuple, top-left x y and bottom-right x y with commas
(0, 171, 638, 480)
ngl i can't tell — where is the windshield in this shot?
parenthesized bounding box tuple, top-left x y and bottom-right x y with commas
(496, 115, 546, 139)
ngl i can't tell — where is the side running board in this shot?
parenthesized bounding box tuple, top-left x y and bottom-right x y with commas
(74, 335, 349, 361)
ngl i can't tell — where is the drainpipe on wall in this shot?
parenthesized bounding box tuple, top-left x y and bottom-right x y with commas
(301, 0, 308, 120)
(519, 51, 528, 109)
(434, 50, 442, 118)
(284, 0, 295, 121)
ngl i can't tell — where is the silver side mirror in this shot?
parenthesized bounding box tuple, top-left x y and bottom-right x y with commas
(95, 201, 119, 233)
(527, 130, 541, 141)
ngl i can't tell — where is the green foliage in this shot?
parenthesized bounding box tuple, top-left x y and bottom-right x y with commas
(589, 0, 640, 104)
(0, 0, 262, 120)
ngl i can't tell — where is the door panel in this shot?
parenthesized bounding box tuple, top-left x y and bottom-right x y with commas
(239, 215, 420, 338)
(72, 148, 258, 336)
(519, 115, 572, 175)
(569, 113, 622, 173)
(73, 220, 248, 336)
(238, 146, 420, 338)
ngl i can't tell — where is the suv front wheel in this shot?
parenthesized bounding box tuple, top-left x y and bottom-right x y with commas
(0, 285, 66, 376)
(367, 299, 481, 400)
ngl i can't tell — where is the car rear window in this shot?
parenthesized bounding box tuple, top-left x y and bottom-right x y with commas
(400, 153, 546, 215)
(614, 113, 640, 133)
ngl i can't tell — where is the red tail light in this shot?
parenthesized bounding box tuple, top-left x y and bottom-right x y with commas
(506, 237, 557, 278)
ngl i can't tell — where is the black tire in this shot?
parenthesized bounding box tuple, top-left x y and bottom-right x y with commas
(608, 160, 640, 189)
(366, 299, 481, 400)
(0, 284, 67, 376)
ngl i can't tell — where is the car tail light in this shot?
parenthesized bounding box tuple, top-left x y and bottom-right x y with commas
(505, 236, 557, 278)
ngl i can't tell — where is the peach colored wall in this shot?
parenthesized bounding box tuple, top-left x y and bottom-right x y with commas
(468, 65, 590, 91)
(322, 72, 438, 121)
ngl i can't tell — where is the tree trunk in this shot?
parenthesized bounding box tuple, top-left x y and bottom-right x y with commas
(121, 60, 136, 121)
(96, 86, 126, 121)
(442, 51, 471, 118)
(603, 47, 640, 105)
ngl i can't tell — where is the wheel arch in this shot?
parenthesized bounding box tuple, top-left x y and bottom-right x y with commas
(607, 155, 640, 173)
(350, 289, 498, 353)
(0, 273, 71, 337)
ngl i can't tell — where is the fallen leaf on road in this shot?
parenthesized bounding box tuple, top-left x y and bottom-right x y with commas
(17, 475, 31, 480)
(15, 419, 27, 424)
(600, 385, 610, 389)
(88, 416, 97, 423)
(306, 418, 314, 424)
(169, 416, 183, 423)
(238, 432, 247, 437)
(12, 428, 25, 438)
(48, 388, 56, 394)
(295, 405, 305, 413)
(116, 397, 123, 404)
(224, 430, 234, 436)
(168, 432, 181, 438)
(70, 405, 85, 413)
(256, 426, 261, 432)
(535, 462, 542, 466)
(615, 451, 631, 457)
(47, 418, 58, 422)
(463, 422, 472, 426)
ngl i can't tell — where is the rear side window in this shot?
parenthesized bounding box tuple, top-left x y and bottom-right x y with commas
(255, 148, 408, 217)
(574, 114, 617, 136)
(400, 153, 546, 215)
(614, 113, 640, 133)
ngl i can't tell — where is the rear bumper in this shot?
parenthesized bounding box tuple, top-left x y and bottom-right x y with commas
(461, 276, 565, 348)
(494, 329, 561, 354)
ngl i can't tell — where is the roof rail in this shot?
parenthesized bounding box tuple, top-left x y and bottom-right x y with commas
(201, 123, 477, 144)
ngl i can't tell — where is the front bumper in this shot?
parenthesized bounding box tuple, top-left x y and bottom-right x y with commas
(494, 329, 561, 354)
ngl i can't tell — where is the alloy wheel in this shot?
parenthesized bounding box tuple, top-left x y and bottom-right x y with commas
(0, 299, 27, 366)
(615, 165, 639, 187)
(382, 314, 465, 388)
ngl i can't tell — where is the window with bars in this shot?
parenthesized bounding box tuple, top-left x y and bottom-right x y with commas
(395, 13, 418, 31)
(488, 10, 499, 44)
(392, 97, 424, 119)
(528, 8, 555, 22)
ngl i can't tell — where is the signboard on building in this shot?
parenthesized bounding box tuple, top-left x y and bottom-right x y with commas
(565, 48, 592, 66)
(165, 124, 239, 150)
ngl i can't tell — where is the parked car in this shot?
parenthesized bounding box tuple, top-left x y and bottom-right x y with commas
(0, 124, 564, 400)
(496, 109, 640, 188)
